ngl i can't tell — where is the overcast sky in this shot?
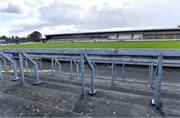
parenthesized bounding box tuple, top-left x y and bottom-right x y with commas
(0, 0, 180, 37)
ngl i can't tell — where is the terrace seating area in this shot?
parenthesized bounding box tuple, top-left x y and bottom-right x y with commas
(0, 62, 180, 117)
(0, 49, 180, 117)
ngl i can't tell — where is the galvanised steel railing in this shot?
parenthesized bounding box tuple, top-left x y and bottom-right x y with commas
(1, 48, 178, 108)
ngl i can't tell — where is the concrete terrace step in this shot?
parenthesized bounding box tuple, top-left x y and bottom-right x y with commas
(3, 72, 180, 101)
(4, 70, 180, 100)
(1, 74, 180, 116)
(12, 73, 180, 112)
(33, 70, 180, 95)
(35, 73, 180, 101)
(33, 77, 180, 116)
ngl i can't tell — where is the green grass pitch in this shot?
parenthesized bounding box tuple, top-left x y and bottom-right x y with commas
(1, 40, 180, 49)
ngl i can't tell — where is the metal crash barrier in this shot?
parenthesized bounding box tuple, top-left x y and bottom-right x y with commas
(0, 53, 19, 81)
(1, 48, 178, 109)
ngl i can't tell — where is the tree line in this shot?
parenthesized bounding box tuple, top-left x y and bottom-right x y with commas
(0, 31, 43, 44)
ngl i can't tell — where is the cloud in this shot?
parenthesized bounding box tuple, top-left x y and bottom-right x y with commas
(1, 3, 22, 14)
(39, 0, 180, 32)
(40, 2, 82, 25)
(39, 2, 128, 30)
(10, 23, 46, 33)
(80, 6, 127, 29)
(122, 0, 180, 27)
(0, 0, 180, 37)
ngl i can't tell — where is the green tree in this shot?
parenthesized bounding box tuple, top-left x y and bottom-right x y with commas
(2, 35, 9, 43)
(28, 31, 42, 41)
(15, 36, 20, 44)
(2, 35, 6, 39)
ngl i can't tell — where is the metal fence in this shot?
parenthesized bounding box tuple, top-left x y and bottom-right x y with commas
(0, 48, 179, 109)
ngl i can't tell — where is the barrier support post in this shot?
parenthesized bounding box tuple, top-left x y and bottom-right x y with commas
(152, 55, 163, 109)
(80, 54, 85, 96)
